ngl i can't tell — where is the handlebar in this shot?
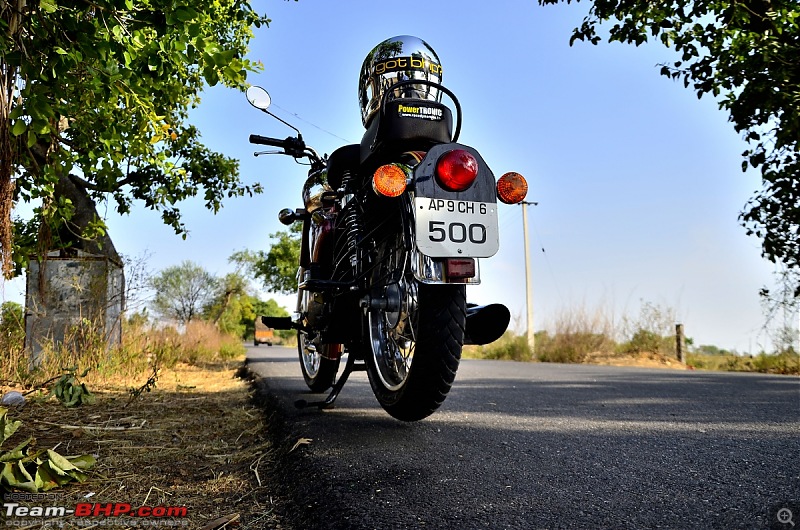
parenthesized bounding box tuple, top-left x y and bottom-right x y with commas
(249, 133, 323, 166)
(249, 134, 292, 148)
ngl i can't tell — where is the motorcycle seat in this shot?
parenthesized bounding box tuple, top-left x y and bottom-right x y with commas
(326, 144, 361, 190)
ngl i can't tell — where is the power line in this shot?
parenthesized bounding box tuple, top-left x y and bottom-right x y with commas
(270, 103, 354, 144)
(529, 214, 565, 306)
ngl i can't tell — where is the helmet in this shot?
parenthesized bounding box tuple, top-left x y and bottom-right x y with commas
(358, 35, 443, 127)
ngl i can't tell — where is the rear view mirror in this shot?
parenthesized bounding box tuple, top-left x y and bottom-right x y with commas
(246, 86, 271, 111)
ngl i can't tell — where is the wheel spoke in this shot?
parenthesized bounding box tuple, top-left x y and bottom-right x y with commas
(369, 232, 420, 391)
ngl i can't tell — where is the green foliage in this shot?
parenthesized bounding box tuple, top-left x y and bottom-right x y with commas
(0, 407, 95, 492)
(150, 260, 217, 324)
(1, 1, 269, 275)
(231, 223, 302, 295)
(204, 271, 250, 336)
(694, 344, 733, 356)
(619, 300, 677, 356)
(540, 0, 800, 293)
(218, 341, 247, 359)
(49, 367, 96, 407)
(0, 301, 24, 351)
(247, 298, 290, 340)
(464, 331, 533, 362)
(688, 350, 799, 375)
(618, 329, 674, 356)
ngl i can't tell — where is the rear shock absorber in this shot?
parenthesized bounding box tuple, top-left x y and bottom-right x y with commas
(335, 169, 363, 278)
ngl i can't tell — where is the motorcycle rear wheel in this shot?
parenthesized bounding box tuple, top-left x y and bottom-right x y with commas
(297, 331, 340, 393)
(362, 234, 466, 421)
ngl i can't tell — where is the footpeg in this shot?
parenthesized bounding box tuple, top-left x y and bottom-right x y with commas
(260, 315, 294, 330)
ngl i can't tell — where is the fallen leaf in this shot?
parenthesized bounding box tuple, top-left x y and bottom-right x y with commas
(289, 438, 312, 452)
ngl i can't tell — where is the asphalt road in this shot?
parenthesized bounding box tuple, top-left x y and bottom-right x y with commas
(246, 345, 799, 530)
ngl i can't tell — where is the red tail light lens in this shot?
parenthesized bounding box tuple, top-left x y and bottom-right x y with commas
(435, 149, 479, 192)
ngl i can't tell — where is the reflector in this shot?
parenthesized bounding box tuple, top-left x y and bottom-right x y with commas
(445, 258, 476, 279)
(436, 149, 479, 192)
(496, 172, 528, 204)
(373, 164, 407, 197)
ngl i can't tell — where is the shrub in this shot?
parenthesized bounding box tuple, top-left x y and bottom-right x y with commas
(467, 331, 532, 362)
(537, 331, 612, 363)
(535, 303, 617, 363)
(617, 328, 675, 356)
(618, 300, 678, 358)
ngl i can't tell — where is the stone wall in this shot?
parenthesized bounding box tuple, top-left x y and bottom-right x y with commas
(25, 251, 124, 364)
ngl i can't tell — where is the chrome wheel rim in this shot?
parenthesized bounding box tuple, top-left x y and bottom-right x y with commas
(368, 245, 419, 391)
(299, 332, 321, 378)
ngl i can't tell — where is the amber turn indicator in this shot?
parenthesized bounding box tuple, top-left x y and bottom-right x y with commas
(373, 164, 408, 197)
(496, 172, 528, 204)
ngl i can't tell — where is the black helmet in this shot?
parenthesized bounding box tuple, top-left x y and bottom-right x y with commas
(358, 35, 443, 127)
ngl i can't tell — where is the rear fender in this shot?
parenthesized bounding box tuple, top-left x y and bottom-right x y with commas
(412, 250, 481, 285)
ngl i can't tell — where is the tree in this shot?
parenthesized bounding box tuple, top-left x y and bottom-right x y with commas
(150, 260, 216, 325)
(231, 223, 302, 295)
(539, 0, 800, 295)
(205, 288, 254, 338)
(249, 297, 292, 341)
(0, 1, 268, 276)
(207, 272, 248, 326)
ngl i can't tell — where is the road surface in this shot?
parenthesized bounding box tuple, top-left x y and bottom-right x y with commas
(246, 345, 799, 529)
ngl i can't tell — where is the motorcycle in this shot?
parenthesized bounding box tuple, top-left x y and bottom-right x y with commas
(247, 36, 528, 421)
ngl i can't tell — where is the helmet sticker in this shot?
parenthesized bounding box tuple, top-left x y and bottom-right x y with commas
(374, 57, 442, 77)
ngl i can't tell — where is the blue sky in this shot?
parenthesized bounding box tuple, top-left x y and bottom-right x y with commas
(3, 0, 780, 352)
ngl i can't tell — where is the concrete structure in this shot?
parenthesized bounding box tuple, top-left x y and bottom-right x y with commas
(25, 250, 124, 364)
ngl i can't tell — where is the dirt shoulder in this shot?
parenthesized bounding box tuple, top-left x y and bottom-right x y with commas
(1, 359, 286, 530)
(581, 351, 692, 370)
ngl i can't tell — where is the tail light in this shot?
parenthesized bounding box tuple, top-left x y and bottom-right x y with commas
(496, 172, 528, 204)
(373, 164, 408, 197)
(435, 149, 479, 192)
(445, 258, 476, 280)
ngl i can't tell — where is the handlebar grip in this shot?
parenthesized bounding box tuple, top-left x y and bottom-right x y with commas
(249, 134, 289, 148)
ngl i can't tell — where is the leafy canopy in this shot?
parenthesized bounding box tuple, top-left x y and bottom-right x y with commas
(150, 260, 217, 324)
(539, 0, 800, 292)
(231, 223, 302, 295)
(0, 0, 268, 275)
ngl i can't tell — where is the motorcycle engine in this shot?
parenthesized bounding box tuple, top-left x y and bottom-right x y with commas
(301, 289, 326, 329)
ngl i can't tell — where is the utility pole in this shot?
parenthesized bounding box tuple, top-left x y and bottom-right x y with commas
(521, 201, 537, 354)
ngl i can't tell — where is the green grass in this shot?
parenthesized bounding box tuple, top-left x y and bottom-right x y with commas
(687, 350, 799, 374)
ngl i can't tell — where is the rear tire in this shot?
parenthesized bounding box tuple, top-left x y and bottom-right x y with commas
(361, 231, 466, 421)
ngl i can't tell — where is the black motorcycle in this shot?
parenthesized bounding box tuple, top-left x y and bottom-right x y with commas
(248, 36, 528, 421)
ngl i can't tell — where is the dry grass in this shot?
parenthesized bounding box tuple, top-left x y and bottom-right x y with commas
(1, 319, 247, 388)
(1, 359, 286, 529)
(533, 302, 618, 364)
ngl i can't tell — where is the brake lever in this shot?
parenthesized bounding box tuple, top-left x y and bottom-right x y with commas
(254, 150, 285, 157)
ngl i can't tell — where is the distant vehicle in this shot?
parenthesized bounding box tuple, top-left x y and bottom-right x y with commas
(254, 316, 274, 347)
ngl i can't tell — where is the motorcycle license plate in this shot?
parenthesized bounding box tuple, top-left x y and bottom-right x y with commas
(415, 198, 499, 258)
